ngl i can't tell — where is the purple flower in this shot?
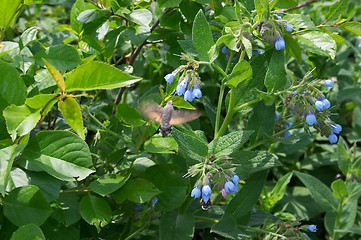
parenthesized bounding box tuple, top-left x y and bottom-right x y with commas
(275, 37, 285, 50)
(307, 224, 317, 232)
(221, 188, 227, 197)
(331, 124, 342, 134)
(328, 133, 338, 144)
(306, 112, 317, 125)
(164, 72, 175, 84)
(184, 89, 195, 102)
(324, 79, 333, 87)
(202, 184, 212, 196)
(285, 23, 293, 32)
(193, 86, 202, 98)
(232, 175, 240, 185)
(315, 100, 325, 111)
(176, 78, 188, 96)
(191, 186, 201, 198)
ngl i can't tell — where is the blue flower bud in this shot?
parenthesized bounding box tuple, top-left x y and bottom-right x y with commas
(275, 37, 285, 50)
(184, 89, 195, 102)
(285, 23, 293, 32)
(202, 184, 212, 196)
(306, 112, 317, 125)
(307, 224, 317, 232)
(232, 175, 240, 185)
(321, 98, 331, 109)
(328, 133, 338, 144)
(202, 193, 210, 203)
(359, 62, 361, 67)
(176, 78, 188, 96)
(164, 73, 175, 84)
(275, 113, 279, 120)
(193, 86, 202, 98)
(324, 79, 333, 87)
(315, 100, 325, 111)
(331, 124, 342, 134)
(222, 46, 228, 55)
(255, 49, 262, 55)
(191, 186, 201, 198)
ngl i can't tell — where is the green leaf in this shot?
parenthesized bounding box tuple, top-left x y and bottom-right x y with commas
(171, 127, 208, 161)
(284, 34, 302, 62)
(10, 224, 45, 240)
(34, 45, 82, 71)
(89, 173, 130, 196)
(159, 211, 194, 240)
(337, 137, 350, 176)
(294, 171, 338, 212)
(208, 130, 254, 157)
(42, 57, 65, 93)
(334, 228, 361, 235)
(22, 131, 94, 181)
(144, 134, 178, 154)
(211, 212, 248, 239)
(192, 10, 215, 61)
(115, 103, 145, 127)
(0, 145, 25, 195)
(179, 0, 202, 22)
(270, 172, 293, 204)
(231, 150, 281, 174)
(254, 0, 269, 20)
(338, 182, 361, 230)
(65, 61, 142, 91)
(158, 0, 182, 8)
(128, 9, 152, 26)
(113, 178, 161, 203)
(172, 96, 196, 110)
(0, 61, 27, 115)
(79, 195, 111, 225)
(226, 60, 252, 88)
(283, 14, 317, 30)
(25, 93, 58, 115)
(265, 50, 288, 91)
(340, 21, 361, 36)
(70, 0, 85, 34)
(3, 185, 52, 227)
(3, 105, 41, 141)
(331, 179, 348, 198)
(0, 0, 22, 28)
(326, 0, 348, 22)
(77, 9, 110, 24)
(297, 31, 336, 59)
(19, 27, 38, 49)
(58, 97, 85, 139)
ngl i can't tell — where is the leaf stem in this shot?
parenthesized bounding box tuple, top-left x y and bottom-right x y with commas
(215, 87, 237, 138)
(332, 197, 344, 240)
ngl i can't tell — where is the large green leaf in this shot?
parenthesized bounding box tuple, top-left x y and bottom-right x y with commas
(265, 50, 288, 91)
(3, 104, 41, 141)
(19, 27, 38, 49)
(25, 93, 58, 115)
(144, 134, 178, 154)
(79, 195, 111, 225)
(297, 31, 336, 59)
(65, 61, 142, 91)
(89, 173, 130, 196)
(284, 34, 302, 62)
(58, 97, 85, 139)
(115, 103, 145, 127)
(340, 21, 361, 36)
(10, 224, 45, 240)
(283, 14, 317, 30)
(208, 130, 254, 157)
(0, 0, 22, 28)
(70, 0, 85, 34)
(128, 9, 152, 26)
(113, 178, 161, 203)
(22, 131, 94, 181)
(226, 60, 252, 88)
(0, 61, 27, 115)
(231, 150, 281, 174)
(3, 185, 53, 227)
(159, 211, 194, 240)
(158, 0, 182, 8)
(34, 45, 82, 71)
(325, 0, 348, 22)
(192, 10, 214, 61)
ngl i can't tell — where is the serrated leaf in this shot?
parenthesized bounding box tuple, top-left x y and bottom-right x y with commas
(283, 14, 317, 30)
(42, 57, 65, 93)
(22, 131, 94, 181)
(35, 45, 82, 71)
(226, 60, 252, 88)
(70, 0, 85, 34)
(58, 97, 84, 139)
(115, 103, 145, 127)
(113, 178, 161, 203)
(65, 61, 142, 91)
(3, 185, 53, 227)
(208, 130, 254, 157)
(89, 173, 130, 196)
(128, 9, 152, 26)
(0, 61, 27, 115)
(3, 104, 41, 141)
(265, 50, 287, 91)
(144, 134, 178, 154)
(231, 150, 281, 174)
(326, 0, 348, 22)
(10, 224, 45, 240)
(340, 21, 361, 36)
(192, 10, 214, 62)
(0, 0, 22, 28)
(79, 195, 111, 225)
(297, 31, 336, 59)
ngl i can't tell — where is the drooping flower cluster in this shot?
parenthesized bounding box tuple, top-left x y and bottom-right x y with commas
(275, 113, 293, 137)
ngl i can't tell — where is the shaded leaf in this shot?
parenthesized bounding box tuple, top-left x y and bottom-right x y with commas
(89, 173, 130, 196)
(113, 178, 161, 203)
(58, 97, 85, 139)
(10, 224, 45, 240)
(79, 195, 111, 225)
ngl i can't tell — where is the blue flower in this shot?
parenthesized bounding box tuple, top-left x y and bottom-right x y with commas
(315, 100, 325, 111)
(277, 15, 282, 20)
(285, 23, 293, 32)
(358, 43, 361, 48)
(293, 91, 297, 97)
(202, 184, 212, 196)
(275, 113, 279, 120)
(285, 121, 293, 128)
(151, 197, 158, 206)
(324, 79, 333, 87)
(164, 72, 175, 84)
(321, 98, 331, 109)
(307, 224, 317, 232)
(225, 180, 238, 194)
(222, 46, 228, 55)
(328, 133, 338, 144)
(202, 193, 210, 203)
(193, 86, 202, 98)
(191, 186, 201, 198)
(255, 50, 262, 55)
(184, 89, 195, 102)
(232, 175, 240, 185)
(331, 124, 342, 134)
(306, 112, 317, 125)
(283, 131, 291, 137)
(302, 233, 311, 240)
(176, 78, 188, 96)
(275, 37, 285, 50)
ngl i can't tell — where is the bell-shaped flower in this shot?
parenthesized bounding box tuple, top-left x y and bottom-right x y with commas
(176, 78, 188, 96)
(275, 37, 285, 50)
(164, 72, 175, 84)
(191, 186, 201, 198)
(328, 133, 338, 144)
(306, 112, 317, 125)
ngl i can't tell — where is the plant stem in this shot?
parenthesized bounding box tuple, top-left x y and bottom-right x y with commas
(332, 197, 344, 240)
(234, 98, 261, 112)
(215, 87, 237, 138)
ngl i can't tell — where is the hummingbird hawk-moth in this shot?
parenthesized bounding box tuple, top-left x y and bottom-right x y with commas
(140, 100, 201, 137)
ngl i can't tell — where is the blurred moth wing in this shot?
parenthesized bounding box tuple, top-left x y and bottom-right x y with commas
(139, 100, 163, 123)
(169, 109, 201, 125)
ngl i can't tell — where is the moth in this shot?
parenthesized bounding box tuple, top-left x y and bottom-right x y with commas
(140, 100, 201, 137)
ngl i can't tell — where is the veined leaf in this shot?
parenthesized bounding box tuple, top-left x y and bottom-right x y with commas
(226, 60, 252, 88)
(79, 195, 111, 225)
(0, 0, 22, 28)
(340, 21, 361, 36)
(58, 97, 85, 139)
(42, 58, 65, 93)
(10, 224, 45, 240)
(297, 31, 336, 59)
(192, 10, 214, 61)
